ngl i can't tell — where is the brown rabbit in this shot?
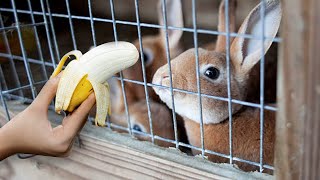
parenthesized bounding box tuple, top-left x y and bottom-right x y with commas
(203, 0, 277, 103)
(152, 0, 281, 173)
(111, 0, 188, 146)
(110, 100, 174, 148)
(114, 0, 184, 113)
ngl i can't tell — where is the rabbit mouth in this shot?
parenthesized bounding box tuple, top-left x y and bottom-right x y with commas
(152, 72, 170, 91)
(155, 85, 171, 99)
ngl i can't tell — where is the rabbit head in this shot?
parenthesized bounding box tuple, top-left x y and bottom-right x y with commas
(114, 0, 184, 113)
(110, 100, 174, 147)
(153, 0, 281, 124)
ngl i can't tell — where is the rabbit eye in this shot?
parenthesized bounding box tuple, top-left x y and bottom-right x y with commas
(142, 52, 149, 62)
(141, 48, 154, 67)
(133, 124, 143, 132)
(204, 67, 220, 80)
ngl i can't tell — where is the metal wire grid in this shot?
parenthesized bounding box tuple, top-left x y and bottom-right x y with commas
(0, 0, 280, 173)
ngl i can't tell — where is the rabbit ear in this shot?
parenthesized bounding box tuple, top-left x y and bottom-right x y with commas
(230, 0, 281, 75)
(215, 0, 237, 52)
(158, 0, 184, 50)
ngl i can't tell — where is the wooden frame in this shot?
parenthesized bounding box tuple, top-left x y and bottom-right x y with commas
(275, 0, 320, 179)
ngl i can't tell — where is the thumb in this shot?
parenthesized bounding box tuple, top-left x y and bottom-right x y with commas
(33, 73, 62, 109)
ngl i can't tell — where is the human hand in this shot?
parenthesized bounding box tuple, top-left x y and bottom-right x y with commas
(0, 74, 95, 160)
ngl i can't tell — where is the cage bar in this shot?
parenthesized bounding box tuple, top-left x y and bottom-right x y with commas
(224, 0, 234, 164)
(27, 0, 48, 80)
(259, 0, 266, 173)
(45, 0, 60, 60)
(191, 0, 205, 158)
(160, 0, 180, 149)
(11, 0, 37, 99)
(87, 0, 97, 47)
(65, 0, 77, 50)
(40, 0, 58, 69)
(0, 12, 23, 97)
(0, 51, 278, 110)
(133, 0, 155, 144)
(0, 8, 282, 42)
(0, 66, 7, 91)
(109, 0, 133, 135)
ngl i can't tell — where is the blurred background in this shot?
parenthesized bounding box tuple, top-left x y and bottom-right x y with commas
(0, 0, 259, 100)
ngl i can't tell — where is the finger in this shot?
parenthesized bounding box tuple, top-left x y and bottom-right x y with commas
(33, 73, 62, 109)
(62, 93, 96, 139)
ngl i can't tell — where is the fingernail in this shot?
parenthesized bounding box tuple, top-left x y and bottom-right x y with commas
(87, 93, 96, 101)
(90, 93, 96, 99)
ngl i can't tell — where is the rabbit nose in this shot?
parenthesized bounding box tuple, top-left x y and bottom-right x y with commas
(162, 75, 169, 80)
(160, 74, 171, 86)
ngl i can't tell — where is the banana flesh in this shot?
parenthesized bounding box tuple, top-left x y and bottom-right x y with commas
(51, 42, 139, 126)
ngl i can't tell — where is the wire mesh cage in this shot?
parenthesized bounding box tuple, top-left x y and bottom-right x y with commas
(0, 0, 281, 176)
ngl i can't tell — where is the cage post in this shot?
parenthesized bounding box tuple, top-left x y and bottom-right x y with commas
(45, 0, 61, 60)
(0, 67, 7, 91)
(0, 13, 23, 97)
(161, 0, 180, 149)
(259, 0, 266, 173)
(191, 0, 205, 157)
(224, 0, 234, 165)
(88, 0, 97, 47)
(109, 0, 133, 135)
(10, 0, 37, 99)
(27, 0, 48, 80)
(276, 0, 320, 179)
(39, 0, 57, 69)
(65, 0, 77, 50)
(134, 0, 155, 144)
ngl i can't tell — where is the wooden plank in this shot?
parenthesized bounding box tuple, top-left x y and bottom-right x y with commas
(0, 155, 84, 180)
(33, 154, 124, 180)
(1, 100, 273, 180)
(275, 0, 320, 179)
(77, 137, 223, 180)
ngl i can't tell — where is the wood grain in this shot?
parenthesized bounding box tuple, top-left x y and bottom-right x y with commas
(275, 0, 320, 179)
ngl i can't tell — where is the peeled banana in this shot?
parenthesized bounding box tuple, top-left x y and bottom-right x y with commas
(51, 42, 139, 126)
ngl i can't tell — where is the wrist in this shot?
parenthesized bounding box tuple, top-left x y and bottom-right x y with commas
(0, 122, 18, 160)
(0, 126, 13, 160)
